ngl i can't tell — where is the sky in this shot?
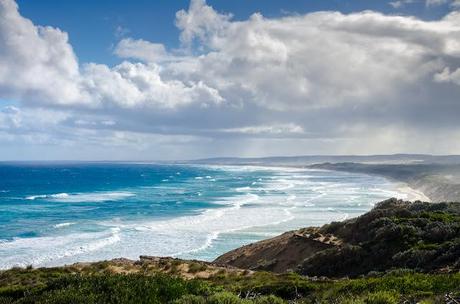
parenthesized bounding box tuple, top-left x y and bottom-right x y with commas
(0, 0, 460, 160)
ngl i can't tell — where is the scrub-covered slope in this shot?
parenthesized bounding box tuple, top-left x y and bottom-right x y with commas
(215, 198, 460, 277)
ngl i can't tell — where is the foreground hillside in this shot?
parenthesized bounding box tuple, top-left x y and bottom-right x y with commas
(1, 256, 460, 303)
(1, 199, 460, 303)
(216, 199, 460, 277)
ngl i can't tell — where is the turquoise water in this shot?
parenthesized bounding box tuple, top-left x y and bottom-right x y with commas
(0, 163, 407, 269)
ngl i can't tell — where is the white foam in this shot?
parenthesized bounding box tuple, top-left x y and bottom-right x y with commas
(53, 222, 75, 228)
(25, 191, 135, 203)
(235, 186, 252, 192)
(0, 227, 121, 269)
(114, 192, 294, 257)
(51, 193, 70, 199)
(26, 194, 46, 200)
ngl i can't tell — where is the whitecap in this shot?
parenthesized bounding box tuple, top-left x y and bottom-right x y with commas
(0, 227, 121, 269)
(53, 222, 76, 229)
(25, 191, 135, 203)
(235, 186, 252, 192)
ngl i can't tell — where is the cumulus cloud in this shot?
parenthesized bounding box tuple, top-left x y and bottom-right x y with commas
(426, 0, 460, 7)
(81, 62, 223, 109)
(0, 0, 83, 105)
(114, 38, 169, 62)
(168, 5, 460, 113)
(1, 0, 460, 158)
(0, 0, 223, 110)
(389, 0, 416, 8)
(175, 0, 232, 47)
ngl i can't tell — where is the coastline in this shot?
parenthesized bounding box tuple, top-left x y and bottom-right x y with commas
(213, 164, 434, 203)
(396, 184, 431, 202)
(1, 165, 458, 304)
(306, 162, 460, 203)
(1, 163, 403, 270)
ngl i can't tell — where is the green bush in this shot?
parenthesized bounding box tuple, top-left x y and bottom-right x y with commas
(173, 294, 207, 304)
(252, 295, 285, 304)
(364, 291, 398, 304)
(208, 291, 244, 304)
(0, 273, 213, 304)
(189, 263, 207, 274)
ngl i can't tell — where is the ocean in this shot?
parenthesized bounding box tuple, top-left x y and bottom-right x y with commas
(0, 162, 408, 269)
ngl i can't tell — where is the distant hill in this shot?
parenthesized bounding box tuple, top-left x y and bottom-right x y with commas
(187, 154, 460, 166)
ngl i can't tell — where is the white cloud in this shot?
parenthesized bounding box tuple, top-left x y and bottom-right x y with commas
(1, 0, 460, 158)
(0, 0, 83, 105)
(389, 0, 415, 8)
(434, 67, 460, 84)
(0, 0, 223, 110)
(114, 38, 169, 62)
(426, 0, 460, 7)
(81, 61, 223, 109)
(3, 0, 460, 113)
(169, 7, 460, 111)
(426, 0, 449, 6)
(222, 124, 304, 136)
(175, 0, 232, 47)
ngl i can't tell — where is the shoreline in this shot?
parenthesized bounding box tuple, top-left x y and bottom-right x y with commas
(0, 163, 433, 271)
(205, 163, 433, 203)
(396, 184, 431, 202)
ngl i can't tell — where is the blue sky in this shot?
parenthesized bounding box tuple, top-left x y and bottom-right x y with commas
(16, 0, 451, 65)
(0, 0, 460, 160)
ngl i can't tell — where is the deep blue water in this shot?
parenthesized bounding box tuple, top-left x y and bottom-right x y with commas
(0, 162, 407, 269)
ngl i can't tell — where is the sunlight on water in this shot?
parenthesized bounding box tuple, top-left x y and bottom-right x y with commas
(0, 163, 409, 269)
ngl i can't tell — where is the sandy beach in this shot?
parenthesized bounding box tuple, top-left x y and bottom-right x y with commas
(396, 184, 431, 202)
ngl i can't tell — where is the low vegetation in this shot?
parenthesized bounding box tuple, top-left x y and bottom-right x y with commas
(301, 199, 460, 277)
(1, 260, 460, 303)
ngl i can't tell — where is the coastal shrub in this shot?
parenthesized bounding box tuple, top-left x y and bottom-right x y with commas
(299, 201, 460, 277)
(425, 222, 456, 242)
(392, 248, 438, 269)
(208, 291, 244, 304)
(172, 294, 285, 304)
(252, 295, 285, 304)
(364, 291, 398, 304)
(0, 298, 14, 304)
(189, 263, 207, 273)
(340, 298, 365, 304)
(320, 221, 342, 235)
(1, 273, 213, 304)
(2, 268, 460, 303)
(173, 295, 207, 304)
